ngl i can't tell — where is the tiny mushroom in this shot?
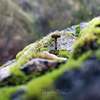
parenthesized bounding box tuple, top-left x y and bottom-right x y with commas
(51, 34, 61, 50)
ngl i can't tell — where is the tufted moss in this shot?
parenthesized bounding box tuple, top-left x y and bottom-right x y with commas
(79, 17, 100, 38)
(76, 25, 80, 36)
(71, 37, 98, 59)
(23, 44, 32, 52)
(0, 86, 23, 100)
(39, 48, 48, 52)
(15, 31, 56, 60)
(71, 17, 100, 60)
(96, 49, 100, 60)
(97, 38, 100, 45)
(70, 33, 74, 35)
(57, 50, 70, 58)
(16, 51, 23, 60)
(77, 50, 93, 61)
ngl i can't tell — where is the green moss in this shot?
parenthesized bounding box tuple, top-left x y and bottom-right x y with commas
(23, 45, 31, 52)
(16, 51, 23, 60)
(0, 86, 23, 100)
(39, 48, 48, 52)
(10, 71, 26, 85)
(0, 64, 8, 68)
(79, 17, 100, 38)
(71, 17, 100, 60)
(70, 33, 74, 35)
(78, 50, 93, 61)
(65, 32, 78, 39)
(76, 25, 80, 36)
(15, 31, 56, 61)
(97, 38, 100, 44)
(7, 51, 66, 85)
(96, 49, 100, 60)
(92, 28, 100, 37)
(57, 50, 70, 58)
(71, 37, 98, 59)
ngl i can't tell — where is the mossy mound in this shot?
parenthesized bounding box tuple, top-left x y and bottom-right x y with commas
(1, 17, 100, 100)
(71, 17, 100, 60)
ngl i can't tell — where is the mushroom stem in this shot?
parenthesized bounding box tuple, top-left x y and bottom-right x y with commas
(51, 34, 61, 50)
(55, 38, 57, 50)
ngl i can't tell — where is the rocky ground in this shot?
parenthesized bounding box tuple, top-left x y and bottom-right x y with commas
(0, 17, 100, 100)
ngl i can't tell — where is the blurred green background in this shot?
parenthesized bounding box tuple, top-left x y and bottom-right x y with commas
(0, 0, 100, 65)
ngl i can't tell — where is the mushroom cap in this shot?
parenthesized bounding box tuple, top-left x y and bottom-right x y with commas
(51, 34, 61, 38)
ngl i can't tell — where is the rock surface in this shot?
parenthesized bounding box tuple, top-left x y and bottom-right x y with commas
(48, 33, 77, 51)
(48, 22, 89, 51)
(21, 58, 66, 75)
(0, 64, 12, 82)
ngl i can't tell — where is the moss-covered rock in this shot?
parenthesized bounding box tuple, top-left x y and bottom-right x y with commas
(1, 17, 100, 100)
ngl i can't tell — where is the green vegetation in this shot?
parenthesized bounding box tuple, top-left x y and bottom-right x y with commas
(71, 17, 100, 60)
(0, 86, 23, 100)
(78, 50, 93, 61)
(65, 32, 78, 39)
(0, 59, 82, 100)
(39, 48, 48, 52)
(57, 50, 70, 58)
(1, 17, 100, 100)
(76, 25, 80, 36)
(24, 59, 82, 100)
(96, 49, 100, 60)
